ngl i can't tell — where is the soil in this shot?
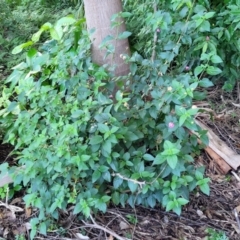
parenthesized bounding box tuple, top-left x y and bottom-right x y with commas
(1, 85, 240, 240)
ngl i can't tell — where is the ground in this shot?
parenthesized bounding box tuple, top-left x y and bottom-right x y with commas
(0, 84, 240, 240)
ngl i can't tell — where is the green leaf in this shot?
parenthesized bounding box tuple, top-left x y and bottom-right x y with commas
(130, 63, 137, 75)
(153, 153, 166, 165)
(206, 66, 222, 75)
(118, 31, 132, 39)
(32, 29, 44, 42)
(113, 177, 123, 188)
(128, 181, 138, 193)
(210, 55, 223, 64)
(175, 106, 186, 116)
(179, 115, 187, 126)
(194, 65, 204, 76)
(112, 192, 120, 205)
(199, 183, 210, 195)
(12, 41, 34, 54)
(167, 155, 178, 169)
(50, 28, 60, 41)
(56, 16, 76, 26)
(173, 206, 182, 215)
(98, 123, 109, 133)
(204, 12, 215, 19)
(198, 78, 213, 88)
(143, 154, 155, 161)
(121, 12, 132, 18)
(89, 135, 103, 145)
(166, 200, 175, 211)
(92, 170, 101, 183)
(177, 197, 189, 205)
(195, 170, 203, 180)
(147, 195, 156, 208)
(39, 222, 47, 236)
(199, 20, 210, 32)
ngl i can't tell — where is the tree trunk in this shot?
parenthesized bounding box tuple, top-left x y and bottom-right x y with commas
(83, 0, 130, 77)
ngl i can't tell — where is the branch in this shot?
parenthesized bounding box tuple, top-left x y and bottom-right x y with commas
(151, 1, 158, 62)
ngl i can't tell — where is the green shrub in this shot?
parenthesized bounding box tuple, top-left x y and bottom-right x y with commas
(124, 0, 240, 91)
(0, 14, 211, 238)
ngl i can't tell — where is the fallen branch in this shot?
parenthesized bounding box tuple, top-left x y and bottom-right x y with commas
(196, 120, 240, 170)
(81, 215, 131, 240)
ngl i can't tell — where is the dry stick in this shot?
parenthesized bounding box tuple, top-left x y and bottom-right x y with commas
(82, 215, 130, 240)
(151, 1, 158, 62)
(112, 173, 145, 188)
(233, 208, 240, 231)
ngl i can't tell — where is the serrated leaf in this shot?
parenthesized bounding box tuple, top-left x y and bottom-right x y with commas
(118, 31, 132, 39)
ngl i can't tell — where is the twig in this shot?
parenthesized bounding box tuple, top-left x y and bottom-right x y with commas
(232, 171, 240, 182)
(233, 208, 240, 231)
(112, 173, 145, 188)
(151, 1, 158, 62)
(82, 216, 131, 240)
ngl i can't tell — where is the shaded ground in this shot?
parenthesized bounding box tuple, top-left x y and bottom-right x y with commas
(1, 85, 240, 239)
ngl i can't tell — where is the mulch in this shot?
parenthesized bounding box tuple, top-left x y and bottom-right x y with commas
(1, 84, 240, 239)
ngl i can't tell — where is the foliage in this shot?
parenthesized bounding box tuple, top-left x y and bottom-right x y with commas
(0, 0, 230, 238)
(0, 184, 21, 200)
(206, 228, 229, 240)
(0, 12, 212, 238)
(0, 0, 78, 69)
(123, 0, 240, 91)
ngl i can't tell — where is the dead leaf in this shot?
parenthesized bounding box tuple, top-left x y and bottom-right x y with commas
(236, 205, 240, 213)
(119, 221, 130, 230)
(25, 207, 32, 218)
(107, 235, 114, 240)
(10, 197, 22, 205)
(75, 233, 90, 240)
(25, 222, 32, 230)
(196, 210, 207, 219)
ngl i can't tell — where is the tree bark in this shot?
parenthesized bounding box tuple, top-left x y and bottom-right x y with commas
(83, 0, 130, 77)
